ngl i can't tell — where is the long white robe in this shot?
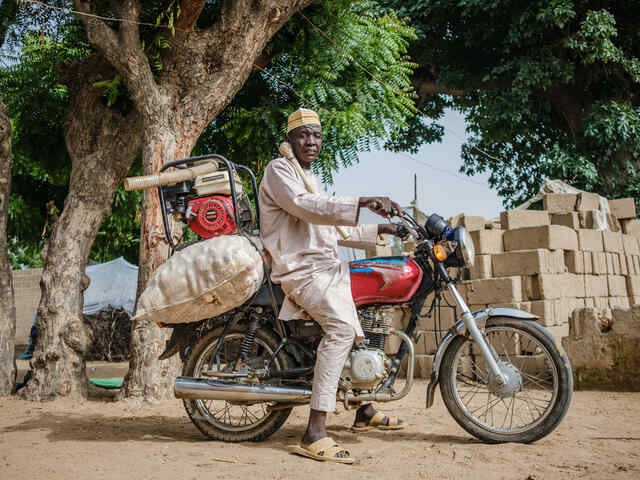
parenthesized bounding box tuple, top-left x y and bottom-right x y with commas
(259, 157, 378, 338)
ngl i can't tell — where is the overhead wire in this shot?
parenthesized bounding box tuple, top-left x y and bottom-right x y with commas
(24, 0, 189, 31)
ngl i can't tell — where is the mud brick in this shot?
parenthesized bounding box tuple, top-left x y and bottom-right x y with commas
(583, 251, 593, 274)
(594, 297, 610, 311)
(591, 252, 607, 274)
(466, 277, 522, 304)
(631, 296, 640, 306)
(519, 299, 559, 326)
(630, 255, 640, 275)
(503, 225, 578, 252)
(576, 192, 601, 211)
(459, 215, 485, 232)
(584, 297, 595, 308)
(602, 230, 624, 253)
(607, 275, 628, 297)
(620, 253, 629, 276)
(577, 229, 604, 251)
(414, 354, 434, 378)
(609, 297, 630, 310)
(545, 324, 570, 343)
(622, 219, 640, 238)
(585, 275, 609, 297)
(609, 253, 620, 275)
(492, 249, 564, 277)
(500, 210, 550, 230)
(470, 229, 504, 254)
(627, 275, 640, 296)
(578, 211, 595, 229)
(522, 274, 584, 300)
(605, 253, 614, 274)
(622, 235, 640, 255)
(551, 212, 580, 229)
(607, 213, 622, 232)
(564, 250, 584, 274)
(558, 298, 587, 325)
(467, 254, 493, 279)
(543, 194, 578, 213)
(609, 198, 637, 220)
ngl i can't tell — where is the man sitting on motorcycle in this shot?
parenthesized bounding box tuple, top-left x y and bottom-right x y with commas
(259, 108, 406, 464)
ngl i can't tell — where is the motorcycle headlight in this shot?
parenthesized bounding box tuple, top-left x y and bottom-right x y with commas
(445, 227, 475, 268)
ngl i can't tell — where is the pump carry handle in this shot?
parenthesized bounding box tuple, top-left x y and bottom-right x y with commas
(123, 160, 219, 191)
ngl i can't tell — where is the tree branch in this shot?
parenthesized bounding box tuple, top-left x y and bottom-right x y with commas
(176, 0, 206, 31)
(74, 0, 160, 116)
(74, 1, 123, 70)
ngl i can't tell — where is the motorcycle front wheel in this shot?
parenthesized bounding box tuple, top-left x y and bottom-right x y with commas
(439, 317, 573, 443)
(182, 324, 294, 442)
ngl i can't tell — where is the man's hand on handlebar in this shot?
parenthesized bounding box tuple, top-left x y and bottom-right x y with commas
(378, 223, 410, 240)
(359, 196, 403, 219)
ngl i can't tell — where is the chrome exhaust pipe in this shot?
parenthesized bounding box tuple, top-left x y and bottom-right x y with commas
(174, 376, 312, 402)
(176, 329, 415, 405)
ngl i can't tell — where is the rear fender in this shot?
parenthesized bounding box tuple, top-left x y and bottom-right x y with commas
(425, 307, 538, 408)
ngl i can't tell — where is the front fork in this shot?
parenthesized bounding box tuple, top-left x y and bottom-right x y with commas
(447, 282, 507, 386)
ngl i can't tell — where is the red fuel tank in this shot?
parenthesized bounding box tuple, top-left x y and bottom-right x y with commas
(350, 257, 423, 306)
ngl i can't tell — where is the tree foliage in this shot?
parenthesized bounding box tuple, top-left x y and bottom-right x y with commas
(196, 0, 418, 183)
(0, 22, 143, 267)
(380, 0, 640, 208)
(2, 0, 419, 266)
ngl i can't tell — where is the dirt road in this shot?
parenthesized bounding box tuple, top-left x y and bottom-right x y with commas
(1, 380, 638, 480)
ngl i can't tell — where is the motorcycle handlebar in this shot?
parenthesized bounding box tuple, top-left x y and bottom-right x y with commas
(123, 160, 219, 191)
(369, 201, 400, 218)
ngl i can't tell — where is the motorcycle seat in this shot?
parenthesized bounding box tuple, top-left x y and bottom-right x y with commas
(251, 282, 285, 307)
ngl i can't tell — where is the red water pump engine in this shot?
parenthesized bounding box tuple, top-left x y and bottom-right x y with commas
(185, 195, 237, 238)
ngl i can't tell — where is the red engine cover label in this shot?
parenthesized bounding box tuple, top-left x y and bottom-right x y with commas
(349, 257, 423, 306)
(186, 196, 236, 238)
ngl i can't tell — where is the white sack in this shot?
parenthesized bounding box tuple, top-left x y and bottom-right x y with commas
(134, 235, 264, 324)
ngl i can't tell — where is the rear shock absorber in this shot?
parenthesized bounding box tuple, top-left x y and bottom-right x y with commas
(238, 317, 260, 360)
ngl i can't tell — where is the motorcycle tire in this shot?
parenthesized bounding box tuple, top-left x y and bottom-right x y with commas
(439, 317, 573, 444)
(182, 324, 294, 442)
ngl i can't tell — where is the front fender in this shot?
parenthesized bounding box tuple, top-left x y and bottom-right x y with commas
(425, 307, 538, 408)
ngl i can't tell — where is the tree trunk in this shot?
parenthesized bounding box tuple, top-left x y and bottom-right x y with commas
(0, 100, 16, 396)
(122, 111, 196, 401)
(76, 0, 317, 401)
(21, 58, 142, 400)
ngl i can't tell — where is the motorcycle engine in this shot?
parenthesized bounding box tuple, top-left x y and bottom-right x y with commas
(339, 305, 394, 391)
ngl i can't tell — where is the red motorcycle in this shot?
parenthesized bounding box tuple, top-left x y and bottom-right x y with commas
(135, 154, 573, 444)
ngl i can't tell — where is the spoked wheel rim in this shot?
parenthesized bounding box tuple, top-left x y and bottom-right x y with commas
(192, 333, 281, 432)
(450, 326, 559, 435)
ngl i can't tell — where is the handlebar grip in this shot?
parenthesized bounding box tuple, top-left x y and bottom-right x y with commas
(123, 161, 219, 191)
(369, 201, 400, 217)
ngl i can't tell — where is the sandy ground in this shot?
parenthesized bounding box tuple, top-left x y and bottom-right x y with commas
(2, 363, 639, 480)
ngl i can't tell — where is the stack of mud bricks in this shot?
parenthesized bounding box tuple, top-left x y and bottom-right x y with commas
(394, 193, 640, 380)
(455, 193, 640, 346)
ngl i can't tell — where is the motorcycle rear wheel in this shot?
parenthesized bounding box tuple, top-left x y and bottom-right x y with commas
(182, 324, 294, 442)
(439, 317, 573, 443)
